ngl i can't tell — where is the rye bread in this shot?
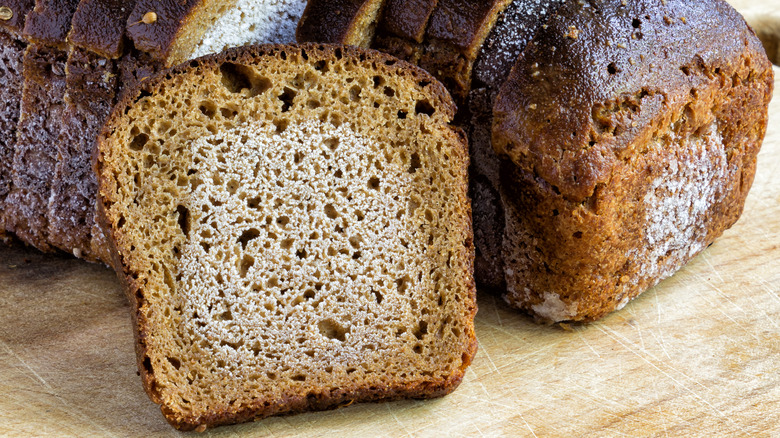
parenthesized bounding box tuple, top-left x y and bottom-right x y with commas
(492, 0, 774, 321)
(96, 43, 477, 430)
(4, 0, 81, 251)
(0, 0, 34, 242)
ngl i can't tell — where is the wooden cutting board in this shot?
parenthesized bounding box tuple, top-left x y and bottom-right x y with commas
(2, 4, 779, 437)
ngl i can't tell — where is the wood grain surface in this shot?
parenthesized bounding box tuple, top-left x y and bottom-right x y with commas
(1, 2, 779, 437)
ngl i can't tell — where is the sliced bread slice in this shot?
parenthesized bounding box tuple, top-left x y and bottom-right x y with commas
(4, 0, 81, 251)
(96, 43, 477, 431)
(0, 0, 34, 242)
(46, 0, 135, 262)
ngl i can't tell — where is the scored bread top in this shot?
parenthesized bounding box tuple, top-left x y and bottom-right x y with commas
(22, 0, 80, 48)
(296, 0, 384, 47)
(69, 0, 136, 59)
(493, 0, 774, 203)
(96, 43, 475, 430)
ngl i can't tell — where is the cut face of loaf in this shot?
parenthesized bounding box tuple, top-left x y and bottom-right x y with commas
(96, 43, 477, 430)
(46, 0, 134, 263)
(492, 0, 774, 322)
(467, 0, 564, 291)
(190, 0, 307, 58)
(0, 0, 34, 240)
(3, 0, 81, 251)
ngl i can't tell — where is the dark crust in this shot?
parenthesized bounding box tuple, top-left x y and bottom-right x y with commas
(472, 0, 564, 90)
(125, 0, 201, 60)
(296, 0, 383, 45)
(425, 0, 512, 58)
(95, 43, 475, 431)
(493, 0, 772, 203)
(493, 0, 774, 322)
(379, 0, 437, 43)
(417, 0, 513, 103)
(21, 0, 80, 49)
(0, 0, 34, 34)
(69, 0, 137, 59)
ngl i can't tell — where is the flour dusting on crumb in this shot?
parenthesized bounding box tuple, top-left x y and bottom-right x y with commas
(634, 123, 729, 284)
(175, 119, 437, 364)
(191, 0, 307, 58)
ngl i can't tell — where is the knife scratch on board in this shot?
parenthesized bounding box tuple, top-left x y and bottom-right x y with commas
(0, 339, 53, 390)
(595, 324, 749, 433)
(575, 328, 601, 358)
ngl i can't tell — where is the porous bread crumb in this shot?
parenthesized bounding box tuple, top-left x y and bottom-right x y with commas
(190, 0, 306, 58)
(178, 118, 450, 366)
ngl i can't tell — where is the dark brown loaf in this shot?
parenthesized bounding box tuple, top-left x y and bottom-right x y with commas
(46, 0, 134, 262)
(0, 0, 34, 241)
(96, 43, 476, 431)
(492, 0, 774, 321)
(3, 0, 80, 251)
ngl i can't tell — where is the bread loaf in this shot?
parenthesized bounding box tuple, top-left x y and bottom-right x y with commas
(297, 0, 775, 322)
(492, 0, 774, 321)
(96, 43, 477, 430)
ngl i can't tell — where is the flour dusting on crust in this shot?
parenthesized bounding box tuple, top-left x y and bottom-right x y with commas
(633, 122, 729, 285)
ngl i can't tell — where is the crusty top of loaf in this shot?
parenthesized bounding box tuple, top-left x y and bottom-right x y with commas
(69, 0, 136, 59)
(493, 0, 774, 202)
(22, 0, 80, 48)
(126, 0, 236, 66)
(0, 0, 34, 34)
(296, 0, 383, 46)
(426, 0, 513, 58)
(379, 0, 437, 43)
(473, 0, 564, 91)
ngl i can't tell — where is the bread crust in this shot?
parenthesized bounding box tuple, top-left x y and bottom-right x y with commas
(492, 0, 774, 321)
(296, 0, 384, 47)
(69, 0, 136, 59)
(21, 0, 80, 49)
(96, 43, 476, 431)
(379, 0, 437, 43)
(126, 0, 237, 66)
